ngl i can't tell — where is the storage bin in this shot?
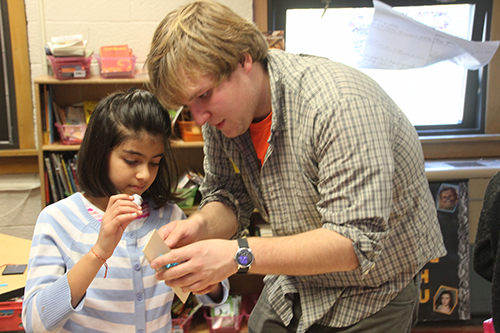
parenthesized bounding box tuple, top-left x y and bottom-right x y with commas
(0, 301, 23, 332)
(171, 316, 193, 333)
(178, 121, 203, 142)
(95, 55, 136, 78)
(47, 55, 92, 80)
(203, 308, 243, 333)
(55, 123, 87, 145)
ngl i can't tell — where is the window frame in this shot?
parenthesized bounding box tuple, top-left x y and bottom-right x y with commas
(268, 0, 494, 136)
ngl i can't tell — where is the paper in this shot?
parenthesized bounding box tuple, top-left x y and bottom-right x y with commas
(143, 230, 190, 303)
(359, 0, 499, 70)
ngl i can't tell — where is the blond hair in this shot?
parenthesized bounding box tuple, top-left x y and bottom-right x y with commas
(146, 1, 269, 110)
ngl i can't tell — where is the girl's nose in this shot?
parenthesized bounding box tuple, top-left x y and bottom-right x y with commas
(136, 165, 151, 181)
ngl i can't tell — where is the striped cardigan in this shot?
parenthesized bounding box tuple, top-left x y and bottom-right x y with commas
(22, 193, 229, 333)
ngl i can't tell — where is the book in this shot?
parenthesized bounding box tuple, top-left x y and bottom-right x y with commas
(50, 153, 70, 197)
(99, 44, 134, 73)
(48, 86, 55, 143)
(44, 157, 59, 202)
(44, 170, 50, 203)
(47, 34, 87, 57)
(65, 104, 85, 125)
(83, 101, 98, 124)
(59, 155, 74, 195)
(41, 85, 49, 144)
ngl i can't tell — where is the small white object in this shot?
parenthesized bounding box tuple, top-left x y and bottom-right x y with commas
(132, 194, 143, 207)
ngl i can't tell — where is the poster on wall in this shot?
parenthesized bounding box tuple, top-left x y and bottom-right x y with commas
(418, 181, 470, 322)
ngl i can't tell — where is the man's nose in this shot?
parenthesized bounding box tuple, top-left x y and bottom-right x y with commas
(189, 105, 210, 126)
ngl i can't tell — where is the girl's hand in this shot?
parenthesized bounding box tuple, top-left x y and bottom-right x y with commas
(93, 194, 142, 260)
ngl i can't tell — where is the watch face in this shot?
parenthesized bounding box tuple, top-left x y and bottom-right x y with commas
(237, 249, 254, 267)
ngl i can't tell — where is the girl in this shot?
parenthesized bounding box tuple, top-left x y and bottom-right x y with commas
(22, 89, 229, 333)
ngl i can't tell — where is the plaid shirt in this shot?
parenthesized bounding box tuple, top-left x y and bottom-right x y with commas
(199, 49, 446, 332)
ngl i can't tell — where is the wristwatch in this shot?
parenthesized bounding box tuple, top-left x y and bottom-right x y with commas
(234, 238, 254, 274)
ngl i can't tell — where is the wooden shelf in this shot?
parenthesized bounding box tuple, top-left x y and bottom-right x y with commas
(0, 149, 38, 157)
(34, 74, 149, 85)
(41, 140, 203, 152)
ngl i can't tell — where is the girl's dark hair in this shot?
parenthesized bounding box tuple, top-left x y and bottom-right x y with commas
(77, 88, 179, 208)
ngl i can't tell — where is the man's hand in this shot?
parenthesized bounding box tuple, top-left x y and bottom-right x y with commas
(157, 213, 205, 249)
(151, 238, 238, 295)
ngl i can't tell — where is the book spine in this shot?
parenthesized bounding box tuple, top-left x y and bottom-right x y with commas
(59, 154, 74, 195)
(44, 156, 60, 202)
(51, 153, 70, 197)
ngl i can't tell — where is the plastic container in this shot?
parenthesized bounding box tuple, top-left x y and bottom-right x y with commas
(171, 316, 193, 333)
(483, 318, 495, 333)
(178, 121, 203, 142)
(0, 301, 23, 332)
(47, 55, 92, 80)
(203, 308, 243, 333)
(55, 123, 87, 145)
(94, 55, 136, 78)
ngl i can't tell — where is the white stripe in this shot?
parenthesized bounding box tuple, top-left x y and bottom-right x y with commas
(88, 277, 133, 290)
(84, 297, 135, 313)
(28, 265, 66, 280)
(145, 290, 174, 309)
(146, 311, 171, 332)
(142, 274, 165, 289)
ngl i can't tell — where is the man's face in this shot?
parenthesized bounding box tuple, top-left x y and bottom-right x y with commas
(179, 56, 266, 138)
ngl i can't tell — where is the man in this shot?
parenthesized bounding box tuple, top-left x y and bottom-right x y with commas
(146, 1, 446, 332)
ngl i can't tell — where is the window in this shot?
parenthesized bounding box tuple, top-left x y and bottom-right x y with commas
(0, 0, 18, 149)
(268, 0, 494, 136)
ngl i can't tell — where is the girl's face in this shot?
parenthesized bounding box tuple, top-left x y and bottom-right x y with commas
(441, 293, 451, 306)
(108, 133, 164, 196)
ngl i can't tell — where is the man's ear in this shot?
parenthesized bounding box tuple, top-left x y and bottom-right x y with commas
(240, 53, 253, 74)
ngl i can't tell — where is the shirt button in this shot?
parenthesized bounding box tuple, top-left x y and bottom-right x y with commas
(137, 293, 144, 301)
(133, 262, 141, 271)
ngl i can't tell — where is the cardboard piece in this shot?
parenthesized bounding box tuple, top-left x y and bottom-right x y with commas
(143, 230, 190, 303)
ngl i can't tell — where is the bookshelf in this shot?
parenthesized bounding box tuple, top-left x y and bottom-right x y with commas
(33, 75, 263, 332)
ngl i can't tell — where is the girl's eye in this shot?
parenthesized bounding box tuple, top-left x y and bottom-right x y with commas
(124, 159, 137, 165)
(150, 162, 161, 167)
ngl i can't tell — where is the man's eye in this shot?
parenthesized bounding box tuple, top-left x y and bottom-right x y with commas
(199, 90, 212, 99)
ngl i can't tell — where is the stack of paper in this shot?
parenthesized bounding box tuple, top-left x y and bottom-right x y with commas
(46, 34, 88, 57)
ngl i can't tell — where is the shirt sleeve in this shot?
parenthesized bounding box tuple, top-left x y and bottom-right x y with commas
(312, 96, 399, 278)
(22, 210, 82, 333)
(195, 278, 231, 306)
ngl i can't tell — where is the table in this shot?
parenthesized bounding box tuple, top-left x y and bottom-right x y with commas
(0, 233, 31, 302)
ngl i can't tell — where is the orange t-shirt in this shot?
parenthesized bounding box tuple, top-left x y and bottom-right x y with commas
(249, 111, 272, 167)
